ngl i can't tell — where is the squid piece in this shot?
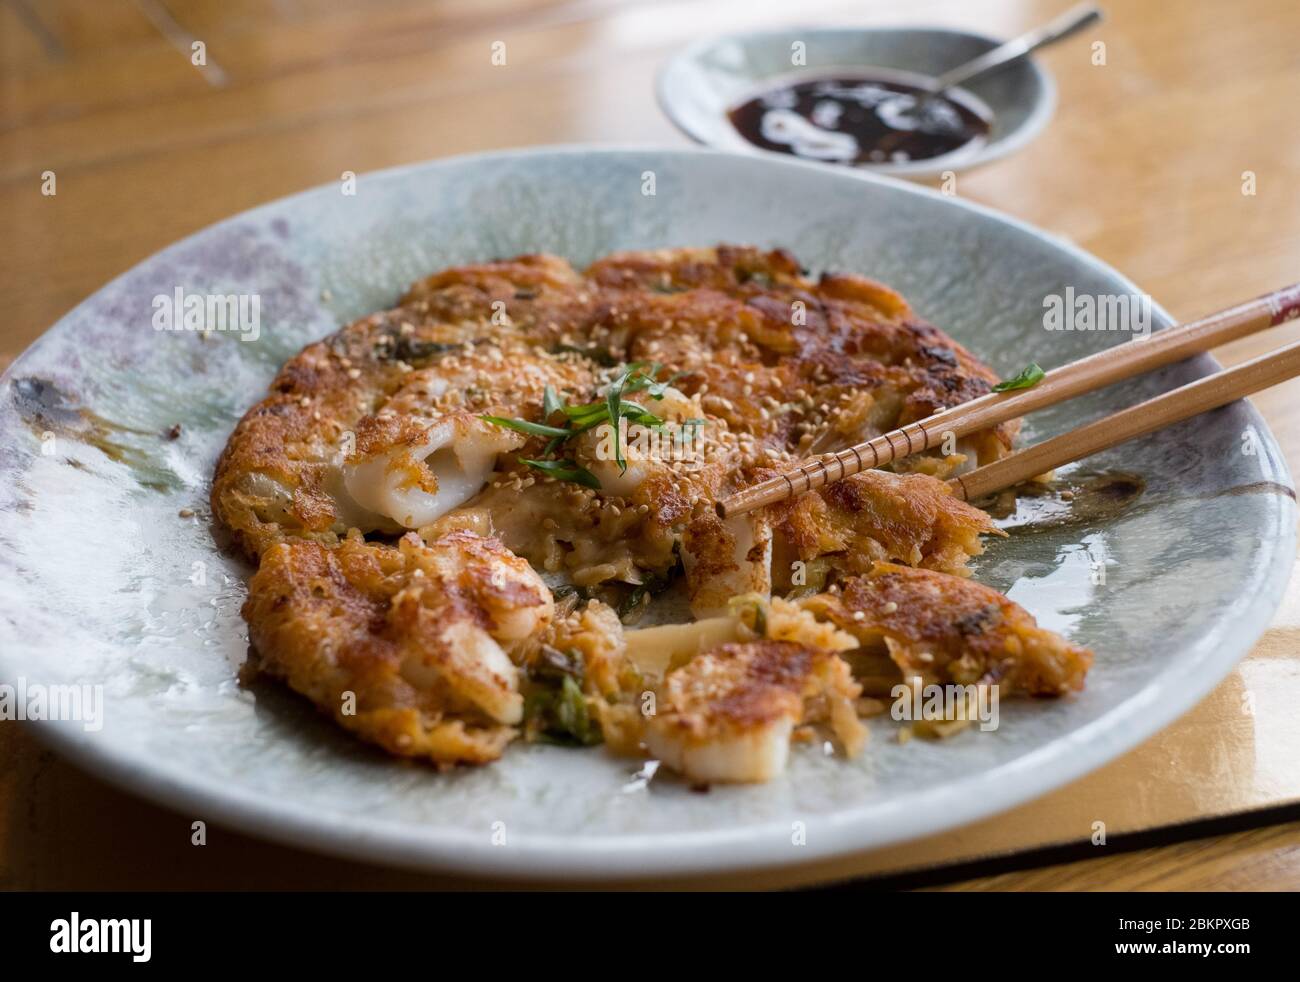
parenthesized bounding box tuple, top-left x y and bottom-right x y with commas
(574, 385, 706, 498)
(681, 512, 773, 618)
(644, 640, 865, 784)
(344, 412, 523, 529)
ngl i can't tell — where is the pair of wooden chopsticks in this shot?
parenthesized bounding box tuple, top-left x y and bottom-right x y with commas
(717, 284, 1300, 517)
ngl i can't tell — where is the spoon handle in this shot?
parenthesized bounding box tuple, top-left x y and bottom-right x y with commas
(932, 3, 1103, 93)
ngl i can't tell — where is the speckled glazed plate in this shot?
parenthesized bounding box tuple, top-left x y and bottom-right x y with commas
(0, 147, 1293, 881)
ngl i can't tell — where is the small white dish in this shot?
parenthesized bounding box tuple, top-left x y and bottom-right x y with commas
(657, 26, 1057, 178)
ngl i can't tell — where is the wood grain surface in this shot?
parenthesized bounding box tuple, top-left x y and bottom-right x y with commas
(3, 0, 1299, 891)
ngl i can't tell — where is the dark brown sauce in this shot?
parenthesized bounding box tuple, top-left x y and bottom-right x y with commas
(728, 75, 991, 166)
(990, 471, 1148, 531)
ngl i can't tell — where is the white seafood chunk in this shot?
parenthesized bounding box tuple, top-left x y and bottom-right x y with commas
(344, 415, 523, 529)
(421, 529, 555, 643)
(646, 714, 795, 784)
(392, 530, 555, 727)
(578, 423, 664, 498)
(434, 621, 523, 725)
(644, 385, 701, 423)
(682, 512, 773, 619)
(575, 384, 705, 497)
(643, 639, 863, 784)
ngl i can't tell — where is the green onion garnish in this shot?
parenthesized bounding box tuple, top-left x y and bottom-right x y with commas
(484, 363, 681, 490)
(992, 363, 1046, 392)
(520, 457, 601, 489)
(542, 384, 565, 420)
(606, 366, 630, 473)
(480, 415, 572, 439)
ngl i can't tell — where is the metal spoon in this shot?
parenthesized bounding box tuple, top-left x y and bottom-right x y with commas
(890, 3, 1103, 125)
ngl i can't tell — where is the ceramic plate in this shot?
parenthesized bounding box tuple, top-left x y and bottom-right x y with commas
(0, 147, 1292, 881)
(657, 27, 1056, 178)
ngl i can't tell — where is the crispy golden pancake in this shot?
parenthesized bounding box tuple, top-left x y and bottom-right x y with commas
(243, 531, 552, 766)
(213, 246, 1014, 564)
(802, 563, 1093, 696)
(217, 245, 1090, 782)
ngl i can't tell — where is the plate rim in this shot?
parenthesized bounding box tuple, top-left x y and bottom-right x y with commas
(3, 144, 1294, 881)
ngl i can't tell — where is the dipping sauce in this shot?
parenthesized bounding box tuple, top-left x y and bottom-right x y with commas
(727, 74, 991, 166)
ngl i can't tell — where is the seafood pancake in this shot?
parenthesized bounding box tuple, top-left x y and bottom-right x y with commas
(218, 244, 1094, 782)
(212, 328, 596, 559)
(214, 246, 1016, 578)
(242, 531, 553, 766)
(802, 563, 1093, 696)
(768, 469, 1002, 592)
(579, 246, 1016, 467)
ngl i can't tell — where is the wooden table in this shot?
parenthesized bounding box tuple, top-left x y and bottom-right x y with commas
(4, 0, 1300, 890)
